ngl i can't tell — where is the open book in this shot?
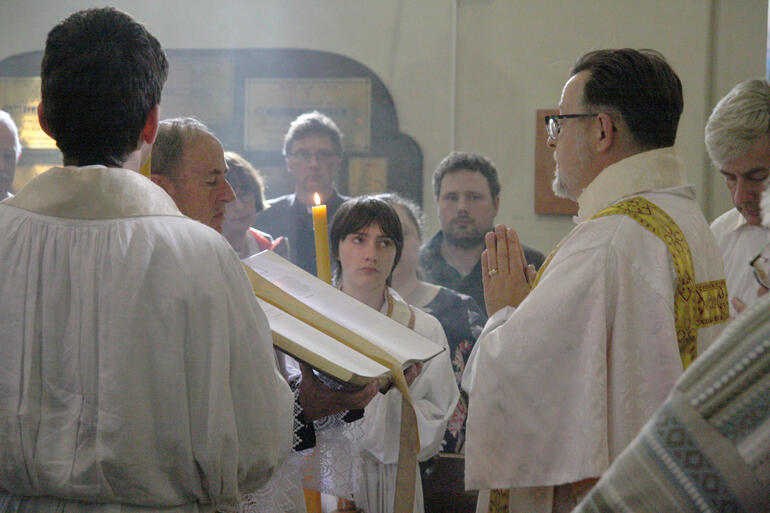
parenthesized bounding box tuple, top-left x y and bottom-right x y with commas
(243, 251, 445, 386)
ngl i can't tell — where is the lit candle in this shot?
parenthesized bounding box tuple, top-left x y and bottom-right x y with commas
(309, 194, 331, 512)
(312, 192, 332, 284)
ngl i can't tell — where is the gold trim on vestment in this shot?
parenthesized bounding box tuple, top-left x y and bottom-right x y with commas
(487, 489, 510, 513)
(591, 196, 729, 368)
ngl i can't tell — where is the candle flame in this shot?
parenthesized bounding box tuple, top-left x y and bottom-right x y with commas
(314, 192, 321, 206)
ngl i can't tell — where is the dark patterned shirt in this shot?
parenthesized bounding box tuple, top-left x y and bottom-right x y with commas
(421, 286, 485, 453)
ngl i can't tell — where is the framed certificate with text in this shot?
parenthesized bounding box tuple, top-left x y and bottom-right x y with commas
(244, 77, 371, 152)
(162, 56, 236, 124)
(0, 77, 56, 150)
(348, 157, 388, 196)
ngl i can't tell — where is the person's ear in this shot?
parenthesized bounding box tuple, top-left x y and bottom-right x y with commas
(595, 113, 615, 153)
(37, 102, 53, 138)
(141, 105, 160, 145)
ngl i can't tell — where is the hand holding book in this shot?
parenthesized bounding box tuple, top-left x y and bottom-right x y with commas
(297, 361, 378, 421)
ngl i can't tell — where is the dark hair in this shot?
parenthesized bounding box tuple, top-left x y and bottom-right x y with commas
(151, 117, 216, 180)
(570, 48, 683, 149)
(330, 196, 403, 286)
(432, 152, 500, 200)
(41, 7, 168, 167)
(225, 151, 266, 215)
(282, 111, 343, 157)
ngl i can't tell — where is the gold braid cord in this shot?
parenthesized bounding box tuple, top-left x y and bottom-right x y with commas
(487, 196, 728, 512)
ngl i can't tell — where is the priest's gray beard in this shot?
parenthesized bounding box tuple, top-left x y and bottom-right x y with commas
(552, 168, 580, 201)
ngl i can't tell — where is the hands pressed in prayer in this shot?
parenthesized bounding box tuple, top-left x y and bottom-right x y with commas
(297, 361, 379, 421)
(481, 224, 536, 316)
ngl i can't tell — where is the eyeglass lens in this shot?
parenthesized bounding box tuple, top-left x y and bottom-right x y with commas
(290, 150, 338, 163)
(751, 247, 770, 289)
(547, 118, 560, 139)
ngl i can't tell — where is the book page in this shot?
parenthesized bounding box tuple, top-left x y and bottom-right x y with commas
(244, 251, 444, 366)
(259, 299, 391, 384)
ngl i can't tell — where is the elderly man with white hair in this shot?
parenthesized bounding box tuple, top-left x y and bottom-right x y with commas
(150, 117, 236, 232)
(707, 79, 770, 316)
(0, 110, 21, 198)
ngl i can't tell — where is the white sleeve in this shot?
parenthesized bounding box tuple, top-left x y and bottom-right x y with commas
(461, 305, 515, 394)
(186, 248, 294, 507)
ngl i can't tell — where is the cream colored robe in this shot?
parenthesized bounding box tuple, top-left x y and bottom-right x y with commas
(0, 166, 294, 512)
(463, 149, 727, 512)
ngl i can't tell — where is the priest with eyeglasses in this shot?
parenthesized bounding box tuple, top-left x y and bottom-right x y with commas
(462, 48, 729, 513)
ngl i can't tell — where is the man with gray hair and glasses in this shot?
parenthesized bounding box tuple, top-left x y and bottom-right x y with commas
(707, 79, 770, 316)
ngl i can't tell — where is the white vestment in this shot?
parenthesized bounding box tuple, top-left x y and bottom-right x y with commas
(299, 289, 460, 513)
(0, 166, 294, 513)
(710, 207, 769, 317)
(463, 148, 727, 512)
(573, 292, 770, 513)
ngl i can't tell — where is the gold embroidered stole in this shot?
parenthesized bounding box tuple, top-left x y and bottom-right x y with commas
(385, 290, 419, 513)
(488, 196, 728, 513)
(386, 290, 417, 329)
(591, 196, 728, 368)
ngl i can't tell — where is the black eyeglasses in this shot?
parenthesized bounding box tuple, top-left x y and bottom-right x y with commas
(288, 149, 340, 165)
(544, 113, 599, 140)
(750, 245, 770, 289)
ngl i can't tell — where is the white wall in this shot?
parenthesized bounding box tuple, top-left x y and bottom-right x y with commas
(708, 0, 769, 219)
(0, 0, 765, 252)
